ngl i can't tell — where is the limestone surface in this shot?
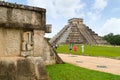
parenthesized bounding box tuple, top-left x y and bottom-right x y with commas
(0, 1, 63, 80)
(0, 57, 49, 80)
(50, 18, 108, 45)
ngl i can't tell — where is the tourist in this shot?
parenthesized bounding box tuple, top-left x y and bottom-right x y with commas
(55, 44, 58, 49)
(73, 45, 78, 54)
(81, 44, 84, 53)
(69, 43, 73, 54)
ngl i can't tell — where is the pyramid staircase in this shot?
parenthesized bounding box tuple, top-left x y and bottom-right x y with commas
(50, 18, 108, 45)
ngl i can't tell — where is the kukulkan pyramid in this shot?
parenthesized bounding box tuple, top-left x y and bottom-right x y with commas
(50, 18, 108, 45)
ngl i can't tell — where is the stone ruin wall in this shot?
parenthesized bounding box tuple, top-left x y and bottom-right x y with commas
(0, 1, 63, 80)
(0, 5, 45, 28)
(0, 26, 58, 64)
(0, 57, 48, 80)
(0, 28, 21, 57)
(0, 28, 46, 57)
(43, 38, 64, 65)
(0, 4, 46, 57)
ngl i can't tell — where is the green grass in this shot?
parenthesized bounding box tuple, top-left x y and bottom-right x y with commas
(56, 45, 120, 59)
(46, 63, 120, 80)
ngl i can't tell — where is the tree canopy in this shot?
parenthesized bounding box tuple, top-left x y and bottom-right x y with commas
(103, 33, 120, 45)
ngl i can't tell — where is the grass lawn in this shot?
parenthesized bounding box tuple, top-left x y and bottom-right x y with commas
(56, 45, 120, 59)
(46, 63, 120, 80)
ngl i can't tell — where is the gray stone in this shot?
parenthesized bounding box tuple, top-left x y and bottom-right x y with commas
(17, 57, 49, 80)
(0, 57, 49, 80)
(0, 1, 64, 80)
(50, 18, 108, 45)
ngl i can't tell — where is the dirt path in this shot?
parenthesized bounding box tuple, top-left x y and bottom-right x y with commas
(58, 54, 120, 75)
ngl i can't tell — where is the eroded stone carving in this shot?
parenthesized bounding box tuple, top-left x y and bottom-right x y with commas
(0, 1, 63, 80)
(21, 31, 34, 57)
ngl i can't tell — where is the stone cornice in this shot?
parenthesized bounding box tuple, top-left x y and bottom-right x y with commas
(0, 1, 46, 12)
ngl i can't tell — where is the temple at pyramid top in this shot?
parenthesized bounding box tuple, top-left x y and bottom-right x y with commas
(50, 18, 108, 45)
(68, 18, 83, 24)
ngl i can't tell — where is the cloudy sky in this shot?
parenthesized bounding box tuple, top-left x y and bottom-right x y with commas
(4, 0, 120, 37)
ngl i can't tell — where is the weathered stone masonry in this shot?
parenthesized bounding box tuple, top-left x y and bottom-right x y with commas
(0, 1, 63, 80)
(50, 18, 108, 45)
(0, 1, 47, 57)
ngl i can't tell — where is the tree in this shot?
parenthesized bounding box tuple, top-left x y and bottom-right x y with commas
(45, 37, 51, 41)
(103, 33, 120, 45)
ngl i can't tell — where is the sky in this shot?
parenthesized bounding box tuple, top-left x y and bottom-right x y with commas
(3, 0, 120, 38)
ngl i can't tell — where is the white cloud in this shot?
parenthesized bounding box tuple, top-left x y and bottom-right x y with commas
(99, 18, 120, 36)
(86, 0, 108, 22)
(87, 12, 101, 21)
(27, 0, 59, 18)
(93, 0, 108, 11)
(27, 0, 85, 19)
(54, 0, 85, 18)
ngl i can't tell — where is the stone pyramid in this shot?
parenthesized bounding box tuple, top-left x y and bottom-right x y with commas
(50, 18, 108, 45)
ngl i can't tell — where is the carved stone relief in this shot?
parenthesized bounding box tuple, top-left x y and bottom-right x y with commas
(21, 31, 34, 57)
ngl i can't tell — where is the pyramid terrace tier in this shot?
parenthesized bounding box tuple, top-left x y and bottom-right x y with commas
(50, 18, 109, 45)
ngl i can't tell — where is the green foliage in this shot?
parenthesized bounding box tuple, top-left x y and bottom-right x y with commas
(56, 44, 120, 59)
(103, 33, 120, 45)
(46, 63, 120, 80)
(45, 37, 51, 41)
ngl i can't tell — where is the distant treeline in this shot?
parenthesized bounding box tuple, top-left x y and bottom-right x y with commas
(103, 33, 120, 45)
(45, 37, 51, 41)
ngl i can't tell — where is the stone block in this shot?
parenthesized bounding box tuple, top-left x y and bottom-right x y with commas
(0, 58, 17, 80)
(0, 28, 21, 57)
(0, 57, 49, 80)
(45, 24, 52, 33)
(34, 30, 44, 57)
(0, 2, 46, 30)
(17, 57, 49, 80)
